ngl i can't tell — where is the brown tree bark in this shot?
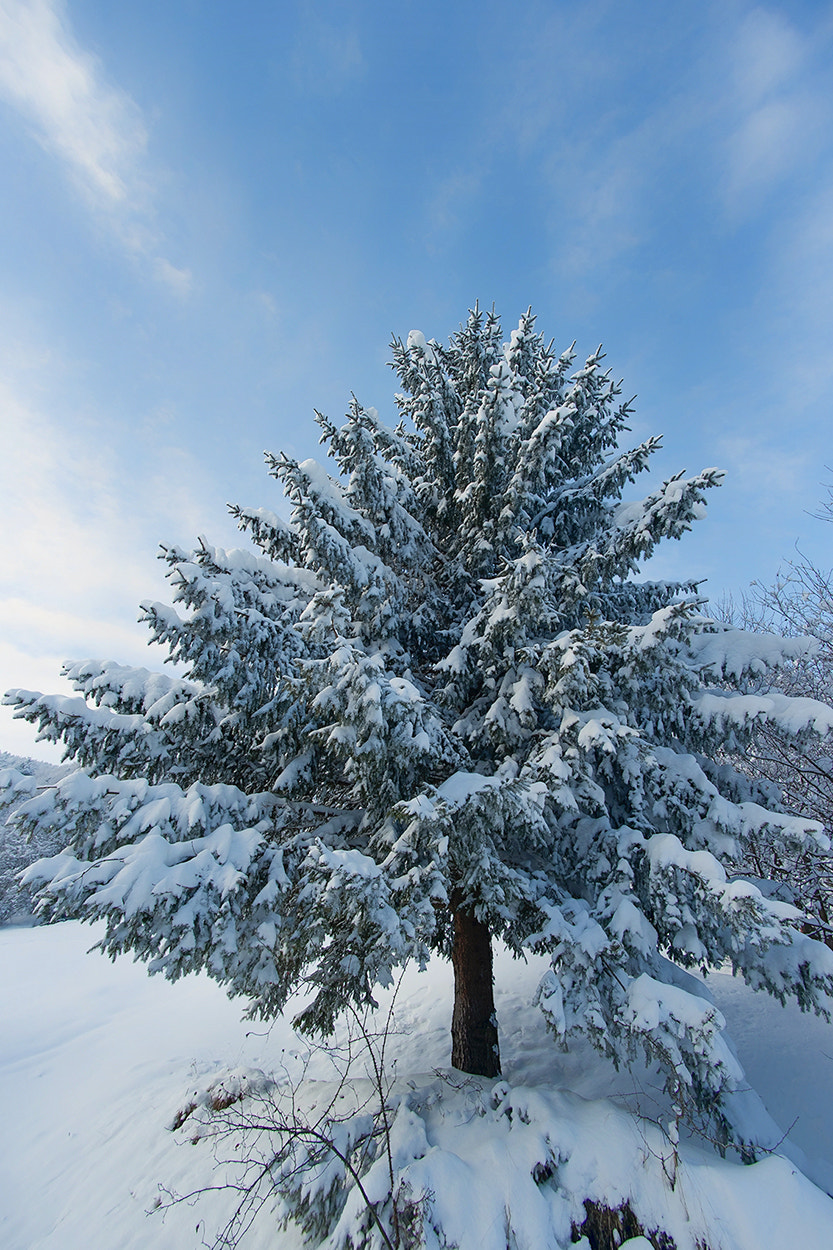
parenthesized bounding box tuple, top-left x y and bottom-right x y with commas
(450, 895, 501, 1077)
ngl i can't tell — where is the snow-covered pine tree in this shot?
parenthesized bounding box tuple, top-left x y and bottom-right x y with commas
(6, 306, 833, 1147)
(0, 752, 69, 925)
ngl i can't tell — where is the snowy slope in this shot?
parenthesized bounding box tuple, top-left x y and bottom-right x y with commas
(2, 922, 833, 1249)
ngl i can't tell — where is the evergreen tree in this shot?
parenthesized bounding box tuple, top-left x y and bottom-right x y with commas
(6, 306, 833, 1148)
(0, 752, 69, 925)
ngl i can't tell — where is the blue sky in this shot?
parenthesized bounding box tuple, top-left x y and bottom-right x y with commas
(1, 0, 833, 759)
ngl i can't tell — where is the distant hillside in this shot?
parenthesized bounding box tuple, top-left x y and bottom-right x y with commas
(0, 752, 70, 926)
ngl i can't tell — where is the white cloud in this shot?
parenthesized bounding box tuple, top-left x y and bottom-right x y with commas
(0, 351, 239, 757)
(0, 0, 146, 207)
(0, 598, 150, 662)
(153, 257, 193, 298)
(456, 3, 832, 286)
(720, 7, 829, 214)
(0, 0, 190, 292)
(725, 96, 806, 197)
(0, 638, 70, 759)
(0, 604, 155, 759)
(758, 179, 833, 413)
(0, 374, 161, 686)
(731, 7, 805, 108)
(715, 435, 810, 496)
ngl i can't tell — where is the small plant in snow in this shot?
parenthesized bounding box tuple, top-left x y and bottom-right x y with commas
(161, 998, 410, 1249)
(5, 305, 833, 1164)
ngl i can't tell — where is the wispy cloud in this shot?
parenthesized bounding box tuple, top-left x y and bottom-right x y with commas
(0, 0, 146, 207)
(153, 257, 193, 299)
(290, 10, 365, 97)
(0, 369, 158, 616)
(731, 6, 804, 104)
(0, 342, 238, 755)
(416, 3, 684, 280)
(714, 9, 833, 412)
(459, 3, 833, 281)
(0, 0, 188, 289)
(720, 7, 829, 216)
(715, 434, 813, 498)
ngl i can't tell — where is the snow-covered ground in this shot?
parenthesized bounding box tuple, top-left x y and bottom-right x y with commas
(3, 920, 833, 1249)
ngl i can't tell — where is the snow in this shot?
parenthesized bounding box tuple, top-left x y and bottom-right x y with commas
(297, 458, 376, 545)
(406, 329, 437, 364)
(436, 770, 501, 804)
(3, 921, 833, 1249)
(646, 832, 727, 885)
(686, 626, 815, 681)
(693, 688, 833, 736)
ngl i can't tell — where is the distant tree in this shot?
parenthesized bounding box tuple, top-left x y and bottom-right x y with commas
(5, 307, 833, 1149)
(718, 489, 833, 945)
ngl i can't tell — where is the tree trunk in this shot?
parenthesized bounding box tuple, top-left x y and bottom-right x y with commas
(450, 896, 501, 1077)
